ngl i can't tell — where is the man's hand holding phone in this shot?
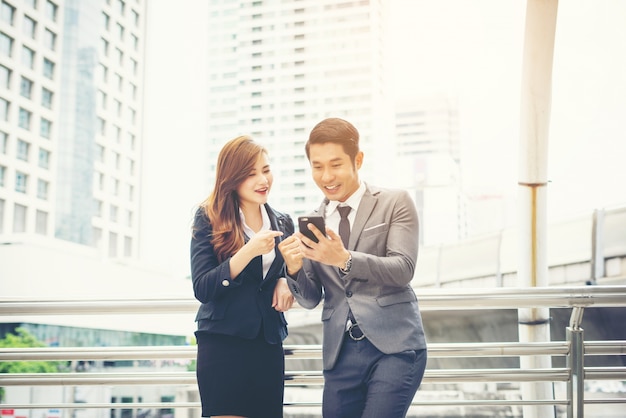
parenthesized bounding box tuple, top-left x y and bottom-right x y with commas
(297, 216, 351, 269)
(298, 216, 326, 244)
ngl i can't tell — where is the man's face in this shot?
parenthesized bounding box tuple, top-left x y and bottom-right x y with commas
(308, 142, 362, 202)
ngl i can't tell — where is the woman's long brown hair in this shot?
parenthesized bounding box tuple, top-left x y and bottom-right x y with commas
(199, 136, 266, 263)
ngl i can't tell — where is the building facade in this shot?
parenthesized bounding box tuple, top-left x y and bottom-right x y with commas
(203, 0, 395, 216)
(0, 0, 145, 258)
(394, 96, 467, 244)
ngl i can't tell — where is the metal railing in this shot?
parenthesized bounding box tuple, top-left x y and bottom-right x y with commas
(1, 285, 625, 418)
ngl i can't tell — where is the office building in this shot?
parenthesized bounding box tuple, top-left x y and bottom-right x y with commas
(0, 0, 145, 258)
(393, 96, 467, 244)
(203, 0, 394, 216)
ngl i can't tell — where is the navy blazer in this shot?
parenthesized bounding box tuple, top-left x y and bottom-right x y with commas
(190, 204, 294, 344)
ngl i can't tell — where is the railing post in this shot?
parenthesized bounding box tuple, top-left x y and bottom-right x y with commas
(567, 307, 585, 418)
(590, 208, 605, 284)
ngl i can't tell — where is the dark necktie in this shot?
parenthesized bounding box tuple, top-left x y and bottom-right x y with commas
(338, 205, 357, 325)
(337, 205, 351, 248)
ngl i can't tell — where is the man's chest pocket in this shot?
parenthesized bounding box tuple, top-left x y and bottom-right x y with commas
(358, 222, 388, 252)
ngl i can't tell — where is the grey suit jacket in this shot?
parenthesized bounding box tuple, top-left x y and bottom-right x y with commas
(287, 183, 427, 370)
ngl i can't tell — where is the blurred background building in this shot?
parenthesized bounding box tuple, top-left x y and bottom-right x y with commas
(0, 0, 144, 258)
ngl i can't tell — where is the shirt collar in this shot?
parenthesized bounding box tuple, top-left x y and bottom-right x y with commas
(327, 181, 366, 215)
(240, 204, 271, 237)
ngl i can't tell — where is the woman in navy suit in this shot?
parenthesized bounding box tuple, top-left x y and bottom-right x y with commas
(190, 136, 295, 418)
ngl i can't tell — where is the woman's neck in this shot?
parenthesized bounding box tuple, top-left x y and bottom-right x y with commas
(240, 203, 263, 233)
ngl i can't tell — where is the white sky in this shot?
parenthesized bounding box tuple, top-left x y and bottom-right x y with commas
(140, 0, 626, 278)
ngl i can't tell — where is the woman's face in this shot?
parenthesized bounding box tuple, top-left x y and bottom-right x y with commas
(236, 152, 273, 208)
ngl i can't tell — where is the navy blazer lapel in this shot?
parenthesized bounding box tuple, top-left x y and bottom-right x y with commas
(263, 204, 287, 281)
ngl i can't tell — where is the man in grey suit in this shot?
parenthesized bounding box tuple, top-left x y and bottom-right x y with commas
(278, 118, 427, 418)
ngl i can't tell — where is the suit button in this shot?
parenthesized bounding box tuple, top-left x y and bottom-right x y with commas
(346, 291, 352, 297)
(222, 280, 230, 287)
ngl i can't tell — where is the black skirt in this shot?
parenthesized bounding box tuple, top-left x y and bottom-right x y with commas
(195, 331, 285, 418)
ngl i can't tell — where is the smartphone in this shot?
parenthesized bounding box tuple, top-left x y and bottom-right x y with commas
(298, 216, 326, 243)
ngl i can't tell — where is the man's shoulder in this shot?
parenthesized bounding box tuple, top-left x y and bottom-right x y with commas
(365, 183, 410, 199)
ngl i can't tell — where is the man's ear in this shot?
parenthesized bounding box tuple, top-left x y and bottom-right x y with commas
(354, 151, 364, 169)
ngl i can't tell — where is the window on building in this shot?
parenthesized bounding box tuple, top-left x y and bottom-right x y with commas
(15, 171, 27, 193)
(98, 117, 106, 135)
(35, 209, 48, 235)
(112, 178, 119, 196)
(116, 47, 123, 65)
(13, 203, 27, 233)
(96, 144, 105, 163)
(114, 98, 121, 116)
(94, 199, 103, 217)
(17, 139, 30, 161)
(20, 77, 33, 99)
(37, 178, 48, 199)
(43, 58, 55, 79)
(0, 32, 13, 57)
(23, 15, 37, 39)
(127, 158, 134, 175)
(0, 130, 7, 153)
(0, 97, 8, 121)
(124, 236, 132, 257)
(125, 210, 132, 227)
(96, 172, 104, 191)
(100, 37, 109, 56)
(93, 227, 102, 249)
(114, 125, 121, 141)
(97, 90, 107, 109)
(110, 204, 118, 222)
(0, 165, 5, 187)
(131, 34, 138, 51)
(97, 63, 108, 83)
(43, 28, 56, 50)
(130, 58, 137, 76)
(129, 82, 137, 100)
(131, 9, 139, 27)
(116, 23, 124, 41)
(115, 73, 123, 91)
(1, 1, 15, 26)
(38, 148, 50, 169)
(109, 231, 118, 257)
(117, 0, 125, 15)
(41, 87, 53, 109)
(0, 63, 10, 88)
(22, 46, 35, 69)
(45, 0, 58, 22)
(40, 117, 51, 139)
(24, 0, 36, 9)
(19, 108, 32, 130)
(102, 12, 109, 30)
(127, 184, 134, 201)
(127, 107, 135, 125)
(0, 198, 4, 233)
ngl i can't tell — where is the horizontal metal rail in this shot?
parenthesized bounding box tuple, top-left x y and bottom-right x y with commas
(0, 285, 624, 315)
(0, 399, 573, 410)
(0, 341, 578, 361)
(0, 286, 624, 416)
(1, 339, 621, 363)
(0, 368, 572, 386)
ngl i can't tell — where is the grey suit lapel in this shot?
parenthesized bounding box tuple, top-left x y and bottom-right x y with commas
(350, 186, 378, 249)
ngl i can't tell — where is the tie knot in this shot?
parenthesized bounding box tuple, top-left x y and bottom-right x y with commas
(337, 206, 351, 219)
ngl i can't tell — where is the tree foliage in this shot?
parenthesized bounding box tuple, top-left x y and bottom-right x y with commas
(0, 327, 61, 401)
